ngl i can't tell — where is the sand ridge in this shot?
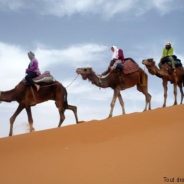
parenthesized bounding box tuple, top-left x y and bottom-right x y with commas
(0, 105, 184, 184)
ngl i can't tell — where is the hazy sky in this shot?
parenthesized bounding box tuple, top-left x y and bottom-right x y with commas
(0, 0, 183, 137)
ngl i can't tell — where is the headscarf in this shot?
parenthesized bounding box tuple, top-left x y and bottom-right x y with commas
(165, 42, 172, 47)
(28, 51, 35, 59)
(111, 45, 119, 60)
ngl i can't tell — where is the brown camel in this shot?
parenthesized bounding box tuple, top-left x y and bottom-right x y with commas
(0, 80, 78, 136)
(142, 58, 184, 107)
(76, 67, 151, 118)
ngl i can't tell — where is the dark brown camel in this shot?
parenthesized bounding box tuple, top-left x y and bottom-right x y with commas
(0, 81, 78, 136)
(142, 58, 184, 107)
(76, 67, 151, 118)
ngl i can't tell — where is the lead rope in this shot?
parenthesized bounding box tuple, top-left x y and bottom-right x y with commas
(65, 74, 79, 89)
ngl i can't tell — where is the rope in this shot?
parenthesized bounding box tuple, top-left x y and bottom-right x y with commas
(34, 74, 79, 90)
(65, 74, 79, 89)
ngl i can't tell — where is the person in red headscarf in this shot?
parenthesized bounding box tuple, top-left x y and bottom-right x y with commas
(101, 45, 125, 76)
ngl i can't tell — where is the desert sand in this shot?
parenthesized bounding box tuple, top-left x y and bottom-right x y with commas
(0, 105, 184, 184)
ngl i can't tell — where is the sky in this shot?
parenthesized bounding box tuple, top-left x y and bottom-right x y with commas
(0, 0, 183, 137)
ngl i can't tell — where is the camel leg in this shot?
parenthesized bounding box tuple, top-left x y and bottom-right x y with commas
(117, 92, 125, 115)
(108, 89, 118, 118)
(179, 84, 184, 104)
(173, 83, 177, 105)
(25, 107, 35, 132)
(9, 104, 24, 136)
(67, 105, 79, 123)
(137, 85, 152, 111)
(163, 80, 168, 107)
(58, 109, 65, 127)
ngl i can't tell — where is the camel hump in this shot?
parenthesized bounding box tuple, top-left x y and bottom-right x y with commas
(123, 58, 139, 74)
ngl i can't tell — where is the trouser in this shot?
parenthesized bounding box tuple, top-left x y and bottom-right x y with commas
(102, 59, 123, 76)
(25, 71, 38, 86)
(159, 56, 175, 69)
(111, 59, 122, 70)
(168, 56, 175, 69)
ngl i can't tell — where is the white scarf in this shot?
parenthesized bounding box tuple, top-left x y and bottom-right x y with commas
(111, 45, 119, 60)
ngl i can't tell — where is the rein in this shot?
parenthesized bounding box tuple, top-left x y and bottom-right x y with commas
(65, 74, 79, 88)
(40, 74, 79, 89)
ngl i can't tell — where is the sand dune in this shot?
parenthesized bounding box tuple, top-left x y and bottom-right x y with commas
(0, 105, 184, 184)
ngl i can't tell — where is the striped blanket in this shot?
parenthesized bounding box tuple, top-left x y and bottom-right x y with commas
(33, 71, 55, 83)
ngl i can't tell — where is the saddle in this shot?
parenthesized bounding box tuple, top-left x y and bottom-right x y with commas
(122, 58, 139, 74)
(22, 71, 55, 86)
(33, 71, 55, 83)
(160, 55, 183, 68)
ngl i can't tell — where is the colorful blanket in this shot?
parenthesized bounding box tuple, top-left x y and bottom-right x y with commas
(123, 59, 139, 74)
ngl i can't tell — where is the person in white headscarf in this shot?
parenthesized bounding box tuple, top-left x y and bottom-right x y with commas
(111, 45, 119, 60)
(101, 45, 125, 76)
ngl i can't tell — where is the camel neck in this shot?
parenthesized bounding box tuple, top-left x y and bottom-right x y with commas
(148, 65, 167, 78)
(154, 67, 164, 78)
(0, 89, 17, 102)
(88, 72, 109, 88)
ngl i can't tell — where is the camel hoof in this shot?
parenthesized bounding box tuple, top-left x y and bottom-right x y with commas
(30, 127, 35, 132)
(9, 129, 13, 136)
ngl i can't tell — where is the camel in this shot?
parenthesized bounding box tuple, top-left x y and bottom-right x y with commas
(142, 58, 184, 107)
(0, 80, 78, 136)
(76, 67, 151, 118)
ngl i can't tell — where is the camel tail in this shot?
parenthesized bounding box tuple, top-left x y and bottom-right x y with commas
(140, 68, 148, 87)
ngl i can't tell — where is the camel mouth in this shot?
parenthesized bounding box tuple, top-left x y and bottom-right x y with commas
(76, 69, 81, 74)
(82, 76, 87, 80)
(142, 60, 146, 65)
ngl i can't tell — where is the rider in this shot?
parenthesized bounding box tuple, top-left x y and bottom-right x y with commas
(101, 45, 125, 76)
(25, 51, 41, 91)
(160, 42, 175, 70)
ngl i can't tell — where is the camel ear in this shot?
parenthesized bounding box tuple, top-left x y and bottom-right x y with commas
(87, 67, 92, 71)
(148, 58, 156, 64)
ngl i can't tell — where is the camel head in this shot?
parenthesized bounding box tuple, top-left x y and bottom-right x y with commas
(142, 58, 157, 75)
(76, 67, 94, 80)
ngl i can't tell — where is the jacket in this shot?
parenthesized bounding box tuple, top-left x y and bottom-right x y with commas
(162, 47, 174, 58)
(26, 58, 41, 75)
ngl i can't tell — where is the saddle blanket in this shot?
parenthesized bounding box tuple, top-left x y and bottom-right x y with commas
(123, 59, 139, 74)
(33, 71, 55, 83)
